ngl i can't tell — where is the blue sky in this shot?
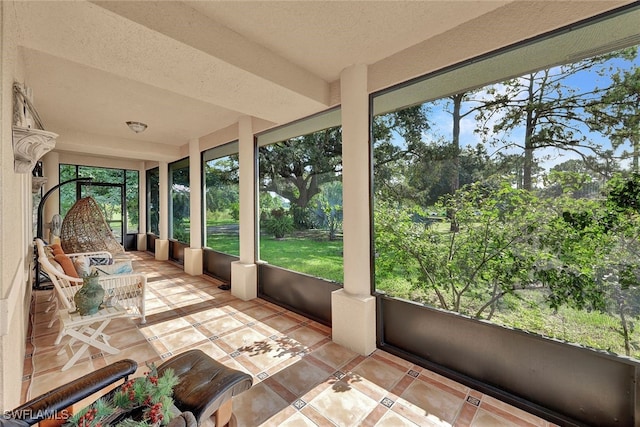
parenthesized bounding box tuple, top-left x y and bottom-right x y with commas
(384, 48, 639, 180)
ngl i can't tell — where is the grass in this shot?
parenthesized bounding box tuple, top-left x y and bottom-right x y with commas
(260, 231, 344, 283)
(205, 234, 239, 256)
(205, 229, 344, 283)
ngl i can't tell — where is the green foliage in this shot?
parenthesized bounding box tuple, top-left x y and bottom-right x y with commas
(606, 172, 640, 213)
(262, 208, 294, 239)
(172, 217, 190, 244)
(147, 168, 160, 235)
(312, 181, 343, 240)
(258, 126, 342, 229)
(66, 365, 178, 427)
(229, 202, 239, 221)
(376, 181, 544, 319)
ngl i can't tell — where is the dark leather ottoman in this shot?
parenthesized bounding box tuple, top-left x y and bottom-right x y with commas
(157, 349, 253, 427)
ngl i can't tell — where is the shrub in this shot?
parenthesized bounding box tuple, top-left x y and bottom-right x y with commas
(263, 208, 294, 238)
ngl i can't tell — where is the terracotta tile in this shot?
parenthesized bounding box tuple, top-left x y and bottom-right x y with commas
(28, 360, 94, 399)
(473, 408, 530, 427)
(309, 378, 378, 426)
(143, 309, 182, 325)
(276, 411, 318, 427)
(352, 357, 406, 391)
(219, 328, 270, 351)
(417, 368, 469, 398)
(191, 340, 228, 360)
(456, 401, 479, 426)
(232, 382, 289, 426)
(23, 255, 552, 427)
(200, 315, 245, 335)
(158, 327, 208, 353)
(270, 358, 331, 398)
(359, 403, 389, 427)
(299, 404, 334, 426)
(262, 376, 298, 403)
(479, 397, 545, 427)
(262, 314, 303, 333)
(103, 341, 160, 366)
(184, 306, 228, 324)
(397, 378, 464, 425)
(33, 346, 83, 374)
(371, 350, 414, 371)
(144, 316, 192, 337)
(286, 326, 327, 348)
(107, 327, 147, 349)
(302, 353, 337, 375)
(375, 410, 419, 426)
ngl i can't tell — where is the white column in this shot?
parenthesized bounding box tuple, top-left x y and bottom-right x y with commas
(137, 161, 147, 251)
(184, 138, 203, 275)
(231, 116, 257, 300)
(42, 151, 60, 242)
(156, 161, 169, 260)
(331, 64, 376, 356)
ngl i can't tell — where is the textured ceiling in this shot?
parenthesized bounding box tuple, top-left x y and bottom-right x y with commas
(8, 0, 633, 162)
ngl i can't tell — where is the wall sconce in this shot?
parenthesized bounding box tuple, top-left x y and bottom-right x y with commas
(126, 121, 148, 133)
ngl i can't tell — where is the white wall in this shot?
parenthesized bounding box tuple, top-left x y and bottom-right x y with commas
(0, 0, 33, 410)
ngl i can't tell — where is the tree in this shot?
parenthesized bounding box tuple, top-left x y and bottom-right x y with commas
(312, 181, 343, 241)
(587, 49, 640, 171)
(376, 181, 545, 319)
(204, 156, 239, 215)
(259, 127, 342, 229)
(477, 50, 635, 190)
(372, 105, 431, 205)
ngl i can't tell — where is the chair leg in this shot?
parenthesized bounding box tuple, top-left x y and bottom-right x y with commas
(46, 300, 59, 328)
(60, 319, 118, 371)
(213, 400, 233, 427)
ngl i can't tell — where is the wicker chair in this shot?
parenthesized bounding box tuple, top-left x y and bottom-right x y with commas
(60, 196, 125, 255)
(35, 238, 146, 371)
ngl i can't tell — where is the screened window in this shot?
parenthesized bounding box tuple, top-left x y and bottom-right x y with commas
(257, 109, 344, 283)
(169, 158, 190, 244)
(372, 9, 640, 359)
(59, 164, 138, 241)
(147, 167, 160, 235)
(203, 142, 239, 256)
(126, 170, 139, 234)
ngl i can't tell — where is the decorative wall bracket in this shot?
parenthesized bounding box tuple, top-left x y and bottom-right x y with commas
(12, 82, 57, 173)
(12, 125, 57, 174)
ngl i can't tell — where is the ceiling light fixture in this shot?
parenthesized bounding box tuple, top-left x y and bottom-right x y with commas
(126, 121, 147, 133)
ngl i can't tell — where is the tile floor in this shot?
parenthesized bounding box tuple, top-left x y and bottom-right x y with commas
(22, 251, 557, 426)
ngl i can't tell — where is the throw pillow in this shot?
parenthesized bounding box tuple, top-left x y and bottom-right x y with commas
(50, 243, 64, 255)
(54, 254, 80, 278)
(92, 260, 133, 276)
(73, 255, 91, 277)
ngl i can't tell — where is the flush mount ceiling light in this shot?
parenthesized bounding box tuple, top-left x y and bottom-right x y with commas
(126, 121, 147, 133)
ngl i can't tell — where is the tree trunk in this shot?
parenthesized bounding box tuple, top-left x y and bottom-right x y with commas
(523, 77, 536, 191)
(449, 94, 463, 232)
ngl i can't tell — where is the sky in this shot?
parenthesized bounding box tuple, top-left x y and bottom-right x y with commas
(382, 47, 639, 181)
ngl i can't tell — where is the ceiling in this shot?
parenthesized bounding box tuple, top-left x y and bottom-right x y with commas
(8, 1, 633, 162)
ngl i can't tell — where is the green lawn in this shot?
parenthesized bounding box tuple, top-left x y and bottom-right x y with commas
(205, 230, 344, 283)
(260, 232, 344, 283)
